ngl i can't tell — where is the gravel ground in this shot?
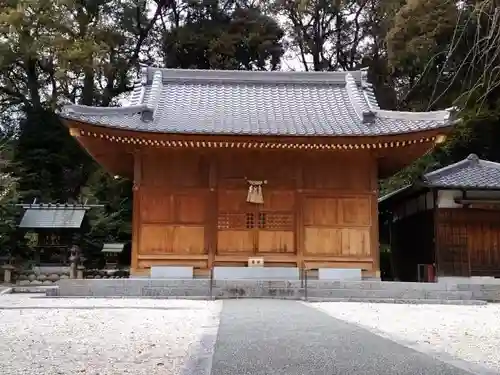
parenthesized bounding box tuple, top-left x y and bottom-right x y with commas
(0, 295, 221, 375)
(311, 302, 500, 373)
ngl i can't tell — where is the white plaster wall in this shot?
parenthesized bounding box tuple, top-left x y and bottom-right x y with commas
(437, 190, 462, 208)
(392, 189, 500, 222)
(437, 189, 500, 208)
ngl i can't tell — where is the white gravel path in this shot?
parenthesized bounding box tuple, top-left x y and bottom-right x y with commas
(311, 302, 500, 373)
(0, 295, 221, 375)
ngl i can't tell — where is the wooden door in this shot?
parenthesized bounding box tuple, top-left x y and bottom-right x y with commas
(256, 190, 295, 254)
(216, 189, 295, 254)
(216, 189, 256, 254)
(468, 220, 500, 276)
(437, 223, 469, 276)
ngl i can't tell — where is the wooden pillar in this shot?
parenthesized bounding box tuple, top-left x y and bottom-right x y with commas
(432, 188, 440, 276)
(370, 155, 380, 277)
(295, 160, 304, 270)
(131, 149, 142, 275)
(462, 190, 472, 277)
(207, 154, 218, 271)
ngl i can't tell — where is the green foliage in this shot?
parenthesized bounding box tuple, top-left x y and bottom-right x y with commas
(380, 0, 500, 195)
(0, 137, 22, 258)
(12, 109, 94, 202)
(80, 169, 132, 246)
(162, 4, 284, 70)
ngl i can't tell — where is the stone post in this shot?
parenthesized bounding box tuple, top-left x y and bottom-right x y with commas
(69, 261, 77, 279)
(2, 264, 15, 284)
(69, 245, 80, 279)
(77, 265, 85, 279)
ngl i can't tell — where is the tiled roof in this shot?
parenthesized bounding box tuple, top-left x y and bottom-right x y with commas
(423, 154, 500, 189)
(60, 67, 458, 137)
(101, 243, 125, 253)
(379, 154, 500, 205)
(18, 204, 89, 229)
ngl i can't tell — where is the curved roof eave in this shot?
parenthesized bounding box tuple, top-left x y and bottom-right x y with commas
(60, 115, 455, 141)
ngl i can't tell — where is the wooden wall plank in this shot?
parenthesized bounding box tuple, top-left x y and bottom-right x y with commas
(139, 224, 205, 254)
(132, 149, 378, 272)
(437, 208, 500, 277)
(217, 231, 254, 253)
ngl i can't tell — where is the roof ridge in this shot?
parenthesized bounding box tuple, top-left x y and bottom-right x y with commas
(144, 70, 163, 121)
(62, 104, 147, 117)
(374, 108, 458, 122)
(359, 69, 380, 110)
(345, 73, 373, 123)
(140, 66, 366, 85)
(475, 157, 500, 169)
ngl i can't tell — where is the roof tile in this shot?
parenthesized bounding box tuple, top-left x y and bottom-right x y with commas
(19, 207, 87, 229)
(424, 154, 500, 189)
(60, 67, 457, 137)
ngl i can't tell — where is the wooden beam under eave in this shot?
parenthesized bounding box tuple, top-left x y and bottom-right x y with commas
(64, 118, 454, 147)
(69, 131, 134, 178)
(377, 141, 439, 179)
(71, 135, 441, 152)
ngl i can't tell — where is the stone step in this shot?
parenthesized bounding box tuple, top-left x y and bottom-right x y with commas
(12, 286, 56, 294)
(211, 287, 473, 300)
(305, 297, 487, 305)
(306, 281, 458, 291)
(49, 279, 491, 301)
(212, 287, 303, 299)
(305, 289, 473, 300)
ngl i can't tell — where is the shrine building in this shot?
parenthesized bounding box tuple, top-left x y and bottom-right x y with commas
(59, 67, 458, 277)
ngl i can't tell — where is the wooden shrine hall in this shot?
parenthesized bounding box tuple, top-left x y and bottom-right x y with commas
(380, 154, 500, 281)
(60, 67, 458, 277)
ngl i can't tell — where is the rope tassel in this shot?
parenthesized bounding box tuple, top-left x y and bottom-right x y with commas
(246, 179, 266, 204)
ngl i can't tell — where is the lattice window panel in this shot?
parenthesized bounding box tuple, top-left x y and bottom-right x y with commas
(218, 212, 255, 229)
(258, 212, 293, 230)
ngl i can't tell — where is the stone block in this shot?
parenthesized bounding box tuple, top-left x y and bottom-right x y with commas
(55, 278, 211, 297)
(141, 286, 209, 297)
(150, 266, 194, 279)
(426, 290, 473, 300)
(213, 267, 300, 280)
(33, 266, 70, 275)
(318, 268, 361, 281)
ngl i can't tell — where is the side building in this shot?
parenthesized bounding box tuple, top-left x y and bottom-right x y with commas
(380, 154, 500, 281)
(60, 67, 457, 277)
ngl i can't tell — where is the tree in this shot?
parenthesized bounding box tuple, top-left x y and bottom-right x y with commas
(162, 2, 284, 70)
(0, 0, 167, 254)
(270, 0, 400, 108)
(0, 0, 289, 259)
(382, 0, 500, 194)
(0, 134, 21, 258)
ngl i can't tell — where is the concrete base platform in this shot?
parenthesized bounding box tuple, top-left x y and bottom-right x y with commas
(46, 278, 500, 303)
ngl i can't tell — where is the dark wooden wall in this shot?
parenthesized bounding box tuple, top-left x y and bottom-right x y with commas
(436, 208, 500, 277)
